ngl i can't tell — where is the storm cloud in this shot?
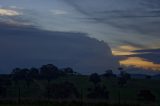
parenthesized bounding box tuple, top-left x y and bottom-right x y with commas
(0, 22, 119, 74)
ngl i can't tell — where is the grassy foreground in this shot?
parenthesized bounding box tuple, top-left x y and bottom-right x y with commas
(1, 75, 160, 106)
(0, 100, 155, 106)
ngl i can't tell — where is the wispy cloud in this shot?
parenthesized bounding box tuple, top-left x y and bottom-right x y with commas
(0, 8, 21, 16)
(0, 7, 37, 27)
(62, 0, 160, 46)
(112, 45, 143, 56)
(50, 9, 68, 15)
(133, 48, 160, 53)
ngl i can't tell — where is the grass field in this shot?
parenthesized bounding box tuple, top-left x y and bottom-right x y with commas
(1, 75, 160, 106)
(0, 100, 156, 106)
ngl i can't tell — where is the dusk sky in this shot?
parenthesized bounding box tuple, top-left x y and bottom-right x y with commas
(0, 0, 160, 74)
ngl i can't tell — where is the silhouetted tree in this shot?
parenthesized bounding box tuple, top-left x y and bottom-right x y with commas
(0, 76, 11, 87)
(145, 75, 151, 79)
(89, 73, 101, 86)
(118, 77, 127, 87)
(11, 68, 28, 103)
(87, 84, 109, 99)
(40, 64, 59, 82)
(29, 67, 39, 79)
(40, 64, 59, 100)
(117, 67, 125, 105)
(103, 69, 115, 78)
(63, 67, 74, 75)
(20, 68, 31, 88)
(46, 82, 79, 99)
(118, 67, 123, 71)
(0, 86, 7, 98)
(137, 90, 156, 103)
(120, 71, 131, 80)
(12, 68, 23, 85)
(118, 71, 131, 104)
(88, 73, 109, 100)
(0, 77, 12, 98)
(26, 68, 39, 88)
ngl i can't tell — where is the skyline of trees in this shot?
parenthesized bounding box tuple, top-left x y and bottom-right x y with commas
(0, 63, 157, 105)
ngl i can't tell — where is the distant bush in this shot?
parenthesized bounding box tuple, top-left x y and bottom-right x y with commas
(137, 90, 156, 103)
(45, 82, 80, 99)
(87, 84, 109, 100)
(89, 73, 101, 85)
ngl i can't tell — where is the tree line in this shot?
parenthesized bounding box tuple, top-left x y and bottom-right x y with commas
(0, 64, 156, 104)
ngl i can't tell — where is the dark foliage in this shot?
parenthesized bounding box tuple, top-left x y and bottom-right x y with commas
(103, 69, 117, 78)
(118, 71, 131, 87)
(87, 84, 109, 99)
(0, 86, 7, 98)
(63, 67, 74, 75)
(45, 82, 80, 99)
(137, 90, 156, 102)
(89, 73, 101, 85)
(40, 64, 59, 81)
(120, 71, 131, 80)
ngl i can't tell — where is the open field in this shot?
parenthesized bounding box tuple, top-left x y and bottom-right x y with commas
(0, 100, 156, 106)
(0, 75, 160, 105)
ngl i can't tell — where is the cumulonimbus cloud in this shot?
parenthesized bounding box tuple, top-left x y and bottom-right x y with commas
(0, 22, 119, 74)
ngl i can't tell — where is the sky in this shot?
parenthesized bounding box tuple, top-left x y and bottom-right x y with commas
(0, 0, 160, 74)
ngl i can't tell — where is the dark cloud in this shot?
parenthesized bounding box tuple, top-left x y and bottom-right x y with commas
(130, 48, 160, 64)
(133, 48, 160, 53)
(123, 66, 160, 75)
(130, 53, 160, 64)
(0, 22, 119, 74)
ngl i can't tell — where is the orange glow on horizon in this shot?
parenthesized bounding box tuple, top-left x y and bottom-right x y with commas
(112, 45, 142, 56)
(120, 57, 160, 70)
(112, 45, 160, 71)
(112, 50, 138, 56)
